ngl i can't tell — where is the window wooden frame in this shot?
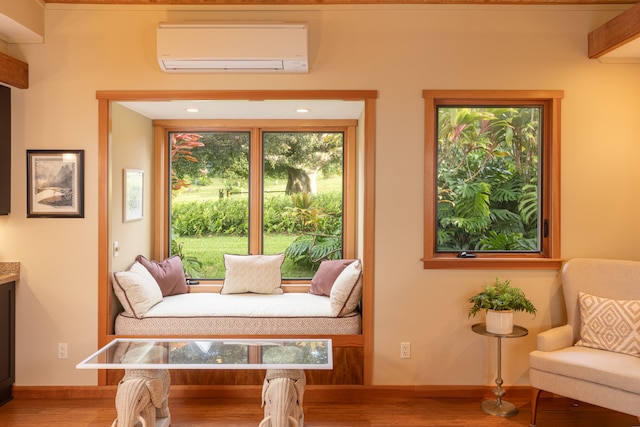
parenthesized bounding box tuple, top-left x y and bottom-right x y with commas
(422, 90, 563, 270)
(153, 120, 358, 283)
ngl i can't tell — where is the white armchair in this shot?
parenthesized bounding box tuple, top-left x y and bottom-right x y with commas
(529, 258, 640, 426)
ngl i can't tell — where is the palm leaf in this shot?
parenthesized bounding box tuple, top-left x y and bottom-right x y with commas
(519, 184, 538, 225)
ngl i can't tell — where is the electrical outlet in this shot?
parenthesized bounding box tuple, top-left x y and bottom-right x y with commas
(58, 343, 68, 359)
(400, 342, 411, 359)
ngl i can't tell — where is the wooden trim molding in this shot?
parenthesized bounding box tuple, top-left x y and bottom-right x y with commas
(97, 98, 111, 386)
(362, 97, 376, 385)
(13, 384, 536, 400)
(588, 2, 640, 58)
(96, 90, 377, 102)
(42, 0, 639, 5)
(0, 52, 28, 89)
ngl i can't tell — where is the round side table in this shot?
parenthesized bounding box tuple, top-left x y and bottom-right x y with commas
(471, 323, 528, 417)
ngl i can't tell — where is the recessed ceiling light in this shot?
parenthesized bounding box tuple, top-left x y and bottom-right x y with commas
(296, 108, 310, 113)
(186, 108, 200, 113)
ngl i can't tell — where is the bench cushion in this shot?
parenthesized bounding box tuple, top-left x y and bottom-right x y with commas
(115, 292, 362, 335)
(140, 292, 335, 317)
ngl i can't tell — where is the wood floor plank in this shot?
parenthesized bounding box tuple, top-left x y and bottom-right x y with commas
(0, 395, 638, 426)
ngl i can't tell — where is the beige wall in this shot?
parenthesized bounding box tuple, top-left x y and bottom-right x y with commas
(111, 103, 154, 272)
(0, 3, 638, 387)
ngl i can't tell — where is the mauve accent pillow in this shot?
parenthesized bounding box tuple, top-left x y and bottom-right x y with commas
(136, 255, 188, 296)
(309, 259, 357, 297)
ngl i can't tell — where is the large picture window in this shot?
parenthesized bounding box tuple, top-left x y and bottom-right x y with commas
(422, 90, 563, 269)
(164, 123, 356, 280)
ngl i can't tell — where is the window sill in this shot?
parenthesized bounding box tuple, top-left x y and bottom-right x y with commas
(422, 257, 563, 270)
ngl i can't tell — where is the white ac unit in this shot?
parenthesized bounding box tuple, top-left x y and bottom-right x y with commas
(157, 22, 309, 73)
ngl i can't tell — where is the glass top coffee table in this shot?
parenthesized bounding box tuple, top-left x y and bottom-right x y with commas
(77, 338, 332, 370)
(77, 338, 332, 426)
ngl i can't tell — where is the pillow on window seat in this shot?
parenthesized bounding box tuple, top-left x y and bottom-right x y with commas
(309, 259, 357, 297)
(329, 260, 363, 317)
(221, 253, 285, 295)
(575, 292, 640, 357)
(113, 261, 163, 318)
(136, 255, 188, 296)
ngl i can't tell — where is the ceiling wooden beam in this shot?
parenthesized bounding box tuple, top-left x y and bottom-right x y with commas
(588, 2, 640, 58)
(0, 52, 28, 90)
(41, 0, 638, 5)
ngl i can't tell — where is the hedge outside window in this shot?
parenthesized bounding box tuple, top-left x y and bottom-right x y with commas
(422, 90, 563, 270)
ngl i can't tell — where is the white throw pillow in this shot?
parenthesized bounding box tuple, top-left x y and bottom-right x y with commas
(329, 260, 363, 317)
(221, 254, 285, 295)
(113, 261, 163, 318)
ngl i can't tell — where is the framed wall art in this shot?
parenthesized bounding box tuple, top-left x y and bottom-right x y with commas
(123, 168, 144, 222)
(27, 150, 84, 218)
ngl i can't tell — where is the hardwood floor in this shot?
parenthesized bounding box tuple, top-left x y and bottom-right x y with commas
(1, 394, 638, 426)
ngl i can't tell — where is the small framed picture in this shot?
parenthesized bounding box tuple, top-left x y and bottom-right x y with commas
(27, 150, 84, 218)
(123, 168, 144, 222)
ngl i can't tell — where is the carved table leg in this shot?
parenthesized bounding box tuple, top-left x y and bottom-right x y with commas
(260, 369, 306, 427)
(113, 369, 171, 427)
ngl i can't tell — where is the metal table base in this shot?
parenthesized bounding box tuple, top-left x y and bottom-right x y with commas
(472, 323, 528, 418)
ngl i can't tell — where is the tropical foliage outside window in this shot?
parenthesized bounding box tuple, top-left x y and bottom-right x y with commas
(168, 128, 350, 280)
(422, 90, 562, 269)
(436, 106, 541, 252)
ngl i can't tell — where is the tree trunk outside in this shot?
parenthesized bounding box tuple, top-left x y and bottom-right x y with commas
(286, 168, 312, 195)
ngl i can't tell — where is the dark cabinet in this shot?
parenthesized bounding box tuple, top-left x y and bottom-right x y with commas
(0, 84, 10, 215)
(0, 281, 15, 405)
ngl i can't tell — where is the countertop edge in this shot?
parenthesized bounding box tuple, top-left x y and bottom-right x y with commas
(0, 273, 19, 285)
(0, 262, 20, 285)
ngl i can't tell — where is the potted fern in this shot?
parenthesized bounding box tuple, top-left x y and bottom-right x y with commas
(468, 278, 536, 334)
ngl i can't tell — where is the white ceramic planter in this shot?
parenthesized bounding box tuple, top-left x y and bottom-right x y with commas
(486, 310, 514, 334)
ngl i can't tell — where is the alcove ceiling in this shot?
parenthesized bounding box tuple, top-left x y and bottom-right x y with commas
(119, 99, 364, 120)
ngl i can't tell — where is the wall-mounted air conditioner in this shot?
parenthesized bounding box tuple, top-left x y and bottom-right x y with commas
(157, 22, 309, 73)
